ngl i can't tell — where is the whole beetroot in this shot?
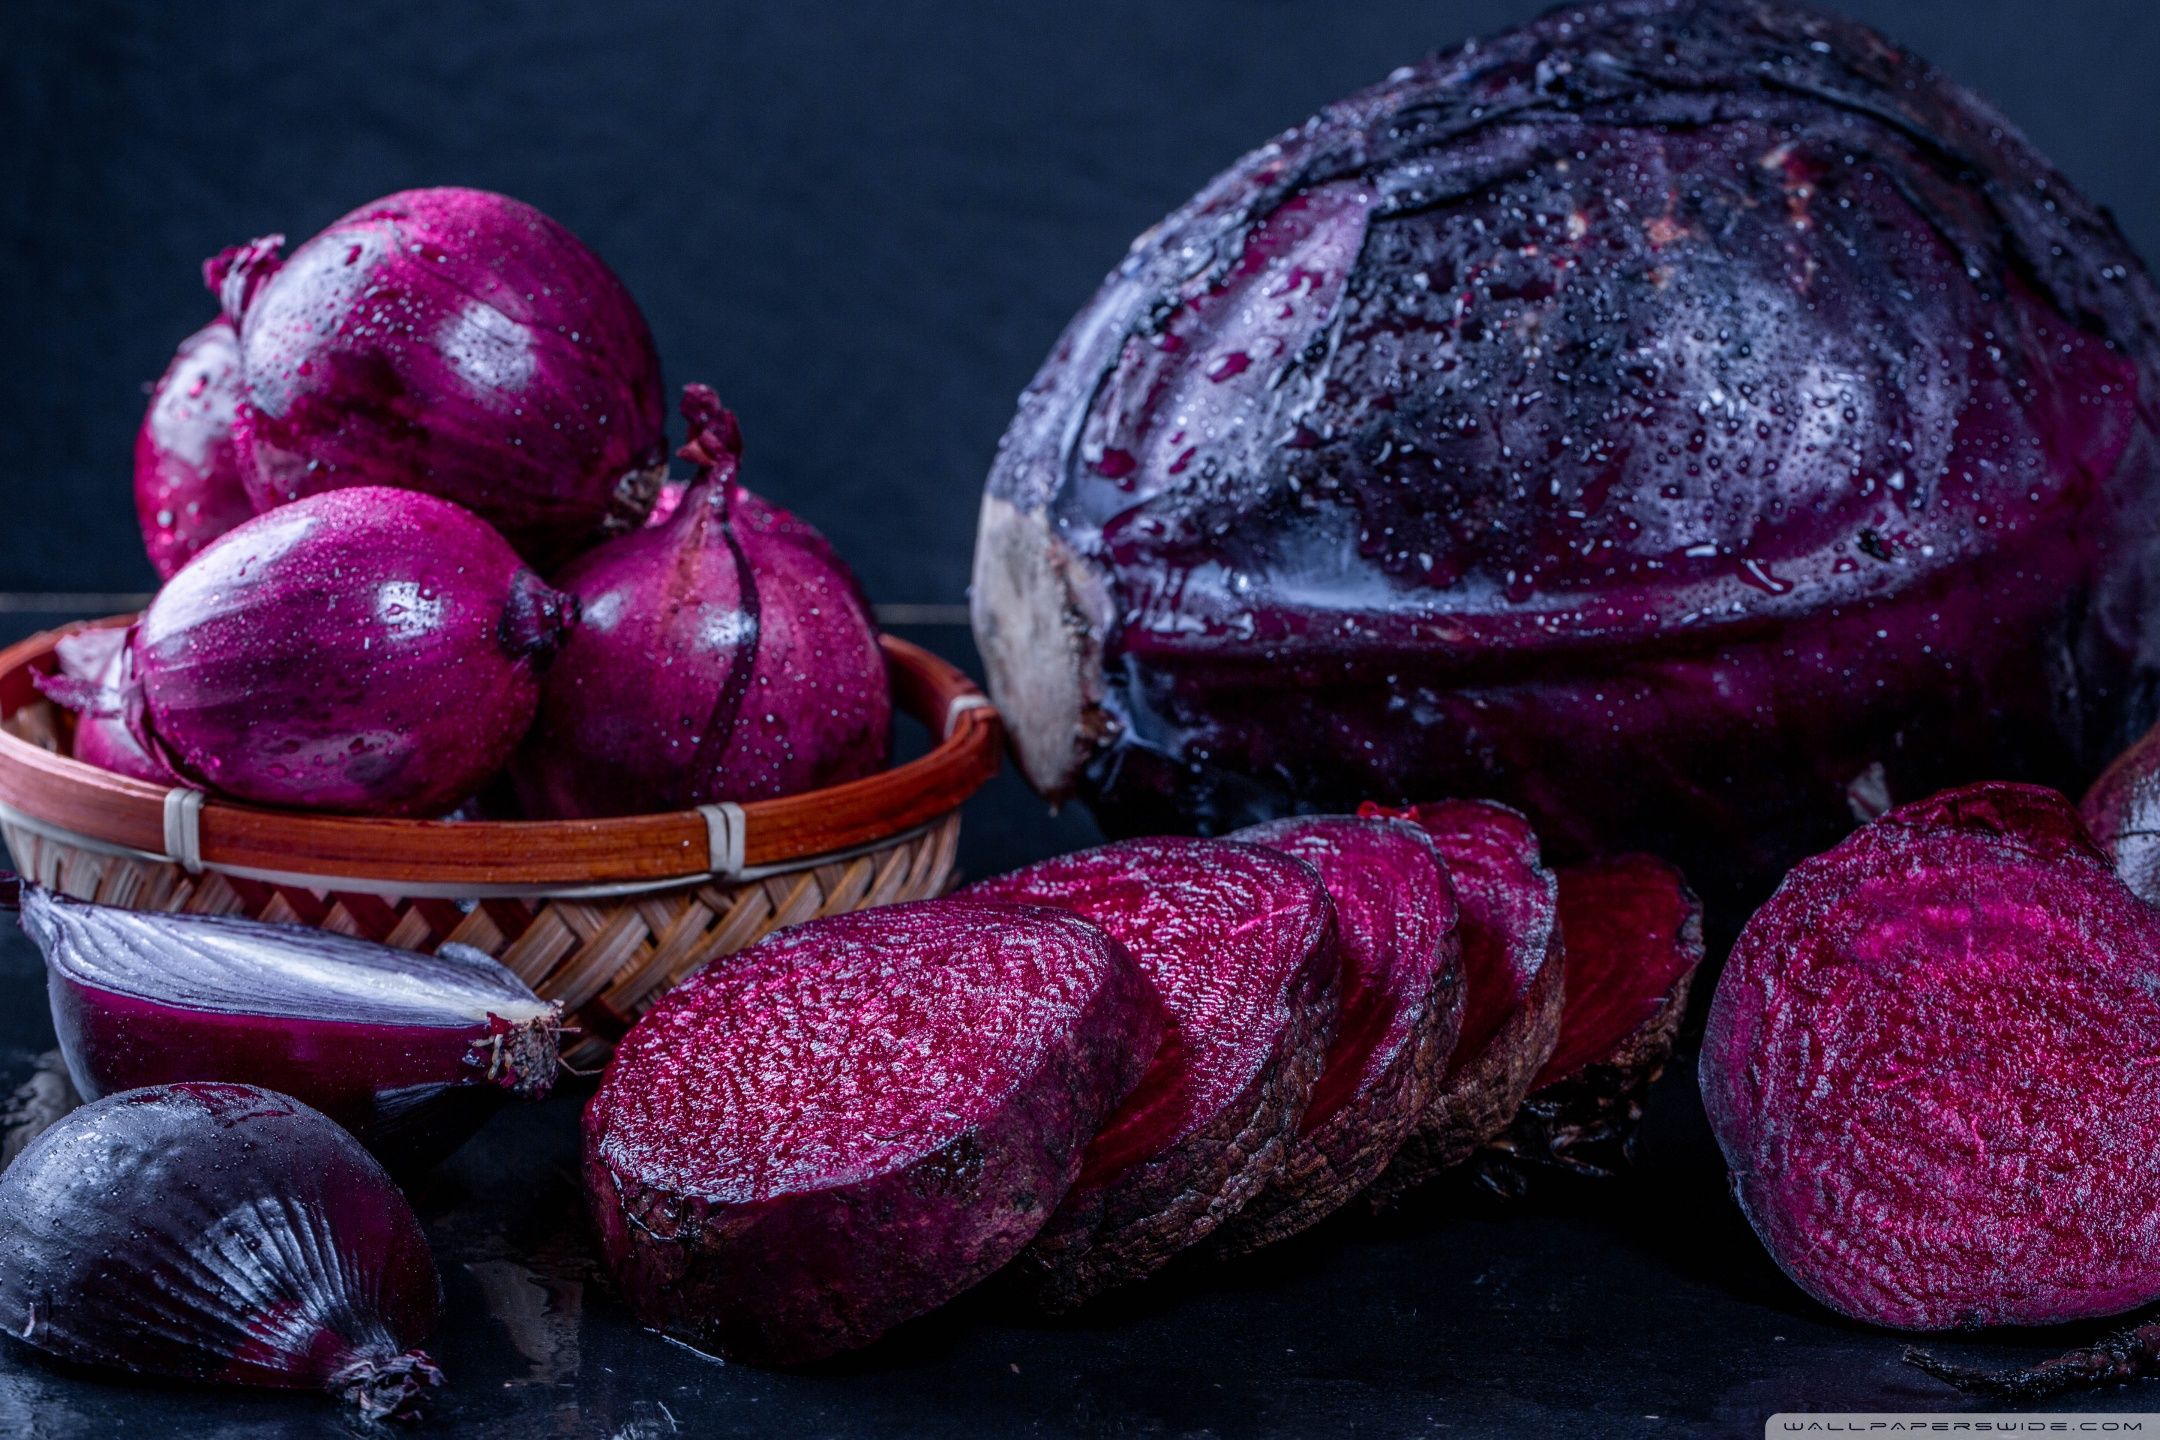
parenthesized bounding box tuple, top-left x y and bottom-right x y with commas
(136, 487, 575, 816)
(1703, 782, 2160, 1331)
(972, 0, 2160, 912)
(511, 385, 890, 818)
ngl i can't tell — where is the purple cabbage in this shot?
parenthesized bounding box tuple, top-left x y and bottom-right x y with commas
(135, 486, 575, 816)
(213, 187, 668, 564)
(133, 320, 255, 581)
(511, 385, 890, 818)
(971, 0, 2160, 911)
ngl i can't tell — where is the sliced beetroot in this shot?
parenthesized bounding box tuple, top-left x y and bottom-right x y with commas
(583, 898, 1161, 1364)
(1359, 799, 1563, 1202)
(1207, 816, 1462, 1255)
(969, 837, 1339, 1308)
(1702, 782, 2160, 1331)
(1474, 856, 1703, 1195)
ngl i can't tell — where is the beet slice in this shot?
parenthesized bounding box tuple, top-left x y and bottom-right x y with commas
(582, 898, 1162, 1364)
(968, 837, 1339, 1308)
(1473, 856, 1703, 1195)
(1358, 799, 1563, 1202)
(1702, 782, 2160, 1331)
(1207, 816, 1463, 1255)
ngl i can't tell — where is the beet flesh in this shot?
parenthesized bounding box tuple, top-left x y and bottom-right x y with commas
(1476, 856, 1703, 1193)
(1361, 800, 1562, 1201)
(1702, 782, 2160, 1330)
(1209, 816, 1462, 1254)
(969, 837, 1340, 1307)
(972, 0, 2160, 916)
(583, 899, 1161, 1364)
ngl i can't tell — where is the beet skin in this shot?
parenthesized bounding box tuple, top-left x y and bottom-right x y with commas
(969, 837, 1340, 1308)
(1702, 782, 2160, 1331)
(1210, 816, 1463, 1254)
(1477, 856, 1704, 1194)
(583, 899, 1162, 1364)
(1363, 800, 1563, 1202)
(973, 0, 2160, 919)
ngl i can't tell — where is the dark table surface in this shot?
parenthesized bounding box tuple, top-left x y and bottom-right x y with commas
(0, 613, 2152, 1440)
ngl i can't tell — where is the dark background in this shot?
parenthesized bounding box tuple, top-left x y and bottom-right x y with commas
(6, 0, 2160, 607)
(6, 3, 2160, 1436)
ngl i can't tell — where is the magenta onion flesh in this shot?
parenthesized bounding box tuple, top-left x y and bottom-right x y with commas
(34, 627, 174, 785)
(134, 320, 255, 580)
(0, 1082, 443, 1420)
(18, 884, 560, 1169)
(213, 187, 667, 564)
(972, 0, 2160, 915)
(134, 486, 575, 816)
(512, 385, 890, 817)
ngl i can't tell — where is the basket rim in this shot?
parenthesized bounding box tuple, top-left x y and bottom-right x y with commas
(0, 615, 1001, 890)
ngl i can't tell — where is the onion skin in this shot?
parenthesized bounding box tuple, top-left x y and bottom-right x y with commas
(973, 0, 2160, 915)
(21, 885, 561, 1169)
(135, 486, 575, 816)
(511, 384, 890, 818)
(0, 1082, 443, 1421)
(34, 628, 175, 785)
(215, 187, 667, 565)
(133, 320, 255, 581)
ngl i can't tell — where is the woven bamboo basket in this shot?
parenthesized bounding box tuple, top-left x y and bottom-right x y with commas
(0, 617, 1002, 1064)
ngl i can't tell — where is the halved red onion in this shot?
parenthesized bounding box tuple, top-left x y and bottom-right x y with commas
(0, 1082, 443, 1421)
(18, 884, 560, 1169)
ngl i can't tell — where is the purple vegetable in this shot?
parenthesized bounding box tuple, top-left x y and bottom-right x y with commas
(134, 320, 255, 580)
(18, 884, 560, 1168)
(34, 628, 175, 785)
(1702, 783, 2160, 1332)
(135, 486, 575, 816)
(971, 0, 2160, 912)
(2081, 721, 2160, 903)
(213, 187, 667, 564)
(0, 1082, 443, 1421)
(585, 898, 1162, 1364)
(511, 385, 890, 818)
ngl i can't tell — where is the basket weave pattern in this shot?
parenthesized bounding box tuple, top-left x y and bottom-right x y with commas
(0, 625, 995, 1065)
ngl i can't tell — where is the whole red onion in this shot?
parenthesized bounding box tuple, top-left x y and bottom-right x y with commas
(136, 486, 576, 816)
(133, 320, 255, 580)
(511, 385, 890, 818)
(0, 1082, 443, 1421)
(212, 187, 668, 564)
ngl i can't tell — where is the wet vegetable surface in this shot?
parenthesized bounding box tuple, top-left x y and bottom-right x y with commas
(975, 0, 2160, 917)
(1702, 782, 2160, 1331)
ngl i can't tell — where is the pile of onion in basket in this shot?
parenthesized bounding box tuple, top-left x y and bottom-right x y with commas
(66, 185, 892, 821)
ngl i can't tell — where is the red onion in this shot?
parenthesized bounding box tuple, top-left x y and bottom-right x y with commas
(212, 187, 668, 564)
(134, 320, 255, 580)
(34, 628, 175, 785)
(0, 1082, 443, 1421)
(18, 883, 560, 1168)
(511, 385, 890, 817)
(135, 486, 576, 815)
